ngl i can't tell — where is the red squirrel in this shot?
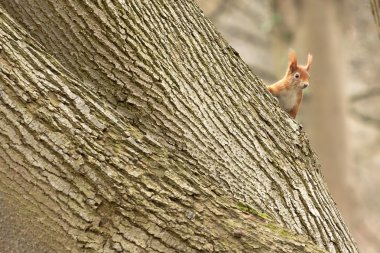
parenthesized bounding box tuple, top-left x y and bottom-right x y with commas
(267, 50, 313, 119)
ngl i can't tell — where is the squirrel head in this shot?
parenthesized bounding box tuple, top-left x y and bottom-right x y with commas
(285, 50, 313, 90)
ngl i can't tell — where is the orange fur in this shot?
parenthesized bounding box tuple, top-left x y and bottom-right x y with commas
(267, 50, 312, 119)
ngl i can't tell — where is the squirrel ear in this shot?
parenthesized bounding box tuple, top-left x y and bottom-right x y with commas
(288, 50, 297, 73)
(306, 53, 313, 71)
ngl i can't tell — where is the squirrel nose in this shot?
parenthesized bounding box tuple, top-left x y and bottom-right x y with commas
(303, 83, 309, 88)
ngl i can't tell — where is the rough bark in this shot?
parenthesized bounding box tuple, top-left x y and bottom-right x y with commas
(370, 0, 380, 35)
(0, 1, 357, 253)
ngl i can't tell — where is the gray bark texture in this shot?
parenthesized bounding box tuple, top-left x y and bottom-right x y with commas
(0, 1, 358, 253)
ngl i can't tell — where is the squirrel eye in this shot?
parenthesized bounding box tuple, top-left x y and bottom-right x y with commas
(294, 73, 300, 79)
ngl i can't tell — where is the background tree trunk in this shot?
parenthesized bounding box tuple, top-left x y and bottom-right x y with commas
(0, 1, 358, 252)
(371, 0, 380, 35)
(292, 0, 353, 220)
(270, 1, 352, 212)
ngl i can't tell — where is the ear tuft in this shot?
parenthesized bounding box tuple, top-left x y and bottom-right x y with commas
(306, 53, 313, 71)
(288, 49, 297, 73)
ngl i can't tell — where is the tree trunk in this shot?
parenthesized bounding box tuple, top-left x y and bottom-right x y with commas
(0, 1, 357, 253)
(196, 0, 276, 82)
(293, 0, 353, 221)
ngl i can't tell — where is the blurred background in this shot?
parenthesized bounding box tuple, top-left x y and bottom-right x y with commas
(196, 0, 380, 252)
